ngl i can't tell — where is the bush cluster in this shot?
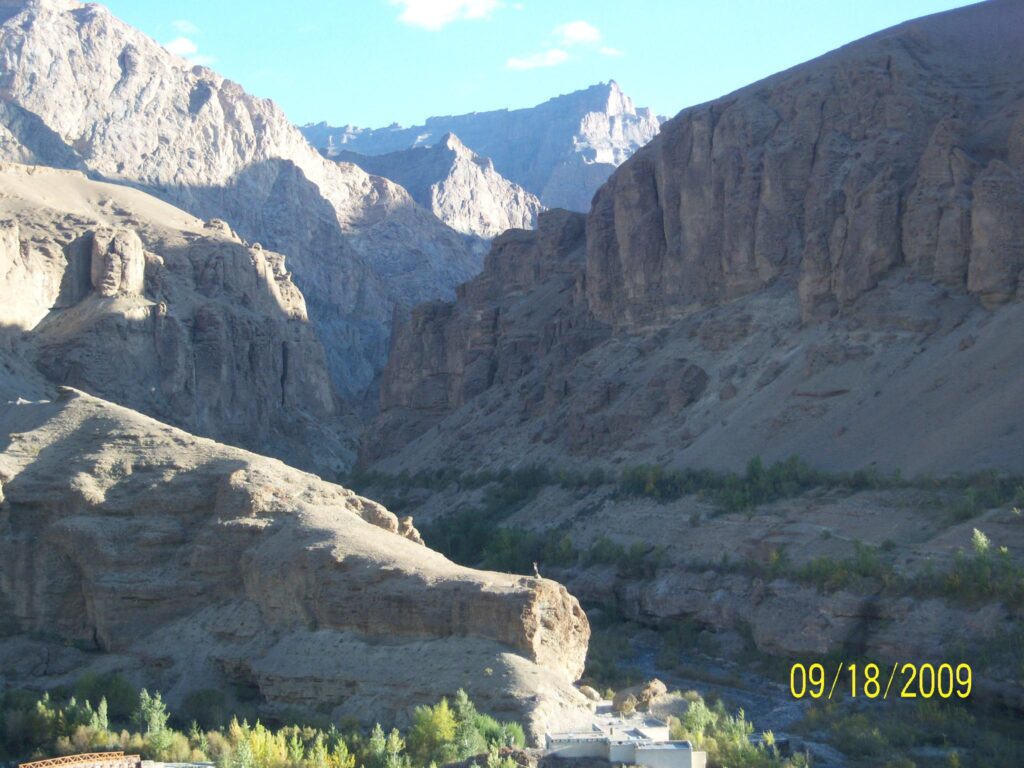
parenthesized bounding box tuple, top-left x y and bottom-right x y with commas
(795, 542, 899, 592)
(913, 531, 1024, 607)
(798, 698, 1024, 767)
(667, 692, 809, 767)
(0, 681, 523, 768)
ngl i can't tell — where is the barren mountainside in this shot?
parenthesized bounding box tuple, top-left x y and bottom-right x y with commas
(302, 81, 662, 211)
(0, 162, 349, 473)
(369, 0, 1024, 475)
(335, 133, 543, 240)
(0, 388, 591, 740)
(0, 0, 480, 397)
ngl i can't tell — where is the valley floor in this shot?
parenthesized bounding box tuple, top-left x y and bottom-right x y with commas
(348, 462, 1024, 767)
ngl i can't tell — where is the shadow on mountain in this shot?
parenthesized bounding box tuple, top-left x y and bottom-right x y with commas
(0, 102, 87, 171)
(139, 160, 406, 400)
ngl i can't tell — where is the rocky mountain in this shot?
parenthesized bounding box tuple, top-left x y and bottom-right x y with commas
(0, 163, 592, 737)
(0, 162, 350, 473)
(302, 81, 662, 211)
(367, 0, 1024, 475)
(0, 0, 480, 398)
(0, 387, 591, 740)
(335, 133, 543, 240)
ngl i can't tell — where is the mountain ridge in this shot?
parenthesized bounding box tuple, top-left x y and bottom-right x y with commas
(0, 0, 480, 398)
(301, 81, 662, 211)
(367, 0, 1024, 475)
(333, 133, 543, 240)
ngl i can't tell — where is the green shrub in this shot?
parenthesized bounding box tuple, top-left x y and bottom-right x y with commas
(667, 694, 808, 767)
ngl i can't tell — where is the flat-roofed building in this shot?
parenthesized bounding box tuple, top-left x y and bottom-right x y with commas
(545, 707, 706, 768)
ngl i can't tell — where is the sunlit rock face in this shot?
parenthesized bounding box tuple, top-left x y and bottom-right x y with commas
(0, 0, 481, 398)
(0, 162, 347, 473)
(336, 133, 544, 240)
(368, 0, 1024, 477)
(302, 81, 662, 212)
(0, 388, 591, 742)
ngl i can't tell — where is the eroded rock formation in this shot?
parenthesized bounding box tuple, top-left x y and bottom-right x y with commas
(335, 134, 543, 240)
(0, 162, 347, 473)
(369, 209, 607, 463)
(370, 0, 1024, 475)
(0, 0, 480, 397)
(0, 388, 590, 740)
(585, 0, 1024, 327)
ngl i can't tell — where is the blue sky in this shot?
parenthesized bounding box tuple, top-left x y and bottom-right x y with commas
(102, 0, 976, 128)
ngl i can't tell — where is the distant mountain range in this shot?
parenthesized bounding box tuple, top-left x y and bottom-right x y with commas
(334, 133, 543, 240)
(301, 81, 662, 212)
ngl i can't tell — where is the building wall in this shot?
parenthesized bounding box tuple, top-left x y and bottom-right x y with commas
(608, 743, 637, 763)
(545, 740, 607, 759)
(636, 746, 699, 768)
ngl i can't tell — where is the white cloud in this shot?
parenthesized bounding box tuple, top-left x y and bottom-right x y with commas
(164, 37, 216, 67)
(391, 0, 503, 31)
(164, 37, 198, 57)
(172, 19, 199, 34)
(600, 46, 624, 57)
(505, 48, 568, 71)
(554, 20, 601, 46)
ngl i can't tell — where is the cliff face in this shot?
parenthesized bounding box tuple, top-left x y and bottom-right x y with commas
(0, 163, 346, 473)
(586, 0, 1024, 328)
(0, 0, 479, 397)
(303, 82, 662, 211)
(0, 388, 590, 740)
(336, 134, 543, 240)
(369, 210, 606, 463)
(370, 1, 1024, 475)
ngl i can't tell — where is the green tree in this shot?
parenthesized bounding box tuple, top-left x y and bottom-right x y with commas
(133, 689, 172, 759)
(408, 698, 457, 765)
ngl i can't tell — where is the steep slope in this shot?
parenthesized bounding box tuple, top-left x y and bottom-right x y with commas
(0, 162, 348, 473)
(367, 0, 1024, 475)
(585, 0, 1024, 328)
(0, 0, 479, 397)
(302, 81, 661, 211)
(335, 134, 543, 240)
(0, 387, 591, 740)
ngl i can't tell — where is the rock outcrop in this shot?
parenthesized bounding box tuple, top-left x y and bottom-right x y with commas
(89, 229, 145, 298)
(302, 81, 662, 211)
(368, 209, 607, 463)
(0, 388, 591, 740)
(335, 134, 543, 240)
(0, 0, 480, 397)
(585, 0, 1024, 328)
(0, 162, 347, 473)
(368, 0, 1024, 475)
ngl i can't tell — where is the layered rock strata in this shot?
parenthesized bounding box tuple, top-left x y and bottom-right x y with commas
(0, 0, 480, 396)
(0, 388, 591, 740)
(0, 162, 346, 473)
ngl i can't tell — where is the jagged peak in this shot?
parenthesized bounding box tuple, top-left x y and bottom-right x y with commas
(0, 0, 81, 14)
(0, 0, 71, 23)
(440, 131, 468, 153)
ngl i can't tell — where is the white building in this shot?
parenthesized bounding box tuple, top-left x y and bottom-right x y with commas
(545, 709, 706, 768)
